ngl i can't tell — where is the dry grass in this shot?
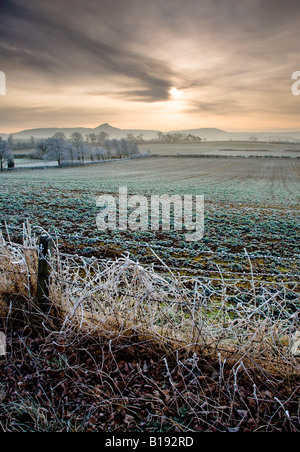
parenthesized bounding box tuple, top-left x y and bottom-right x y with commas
(0, 223, 299, 432)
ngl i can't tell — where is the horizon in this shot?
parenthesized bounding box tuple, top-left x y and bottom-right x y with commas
(2, 122, 300, 137)
(1, 0, 300, 133)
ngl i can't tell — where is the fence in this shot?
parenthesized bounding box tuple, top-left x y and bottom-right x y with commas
(0, 158, 116, 172)
(0, 229, 299, 367)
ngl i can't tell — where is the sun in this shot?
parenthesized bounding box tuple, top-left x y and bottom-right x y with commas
(170, 87, 183, 99)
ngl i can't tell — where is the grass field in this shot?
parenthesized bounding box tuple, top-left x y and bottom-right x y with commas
(1, 157, 299, 275)
(0, 155, 299, 432)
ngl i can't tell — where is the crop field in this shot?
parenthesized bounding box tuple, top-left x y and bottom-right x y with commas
(139, 141, 300, 158)
(1, 155, 300, 432)
(0, 156, 299, 278)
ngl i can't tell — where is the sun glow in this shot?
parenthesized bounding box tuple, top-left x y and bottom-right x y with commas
(170, 87, 183, 99)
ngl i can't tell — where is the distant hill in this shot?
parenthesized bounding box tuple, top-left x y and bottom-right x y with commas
(169, 127, 300, 142)
(0, 123, 160, 141)
(168, 127, 229, 141)
(1, 123, 300, 142)
(94, 123, 160, 140)
(5, 127, 98, 140)
(226, 131, 300, 142)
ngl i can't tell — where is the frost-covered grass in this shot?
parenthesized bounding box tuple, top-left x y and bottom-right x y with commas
(0, 225, 299, 432)
(1, 156, 299, 432)
(2, 155, 300, 200)
(1, 225, 299, 366)
(0, 224, 299, 366)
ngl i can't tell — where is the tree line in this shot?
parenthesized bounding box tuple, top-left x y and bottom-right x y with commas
(33, 132, 140, 165)
(6, 130, 205, 151)
(0, 132, 140, 169)
(155, 132, 204, 143)
(0, 130, 204, 170)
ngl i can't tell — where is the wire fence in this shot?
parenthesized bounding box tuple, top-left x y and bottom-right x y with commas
(0, 223, 299, 373)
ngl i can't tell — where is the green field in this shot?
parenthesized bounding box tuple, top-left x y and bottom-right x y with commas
(1, 156, 299, 279)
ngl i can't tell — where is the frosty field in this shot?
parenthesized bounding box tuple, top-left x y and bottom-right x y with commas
(139, 141, 300, 158)
(0, 156, 299, 279)
(1, 154, 300, 432)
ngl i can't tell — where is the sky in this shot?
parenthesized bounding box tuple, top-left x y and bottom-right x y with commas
(0, 0, 300, 133)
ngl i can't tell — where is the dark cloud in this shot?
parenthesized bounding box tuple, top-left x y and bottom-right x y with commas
(0, 0, 300, 130)
(2, 1, 299, 91)
(0, 0, 175, 101)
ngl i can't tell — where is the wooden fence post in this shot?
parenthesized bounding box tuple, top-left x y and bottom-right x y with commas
(37, 235, 52, 311)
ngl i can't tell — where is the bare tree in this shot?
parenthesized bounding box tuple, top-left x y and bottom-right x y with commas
(44, 137, 68, 166)
(88, 133, 97, 146)
(128, 140, 139, 156)
(0, 139, 13, 170)
(7, 134, 14, 147)
(120, 138, 130, 157)
(94, 147, 108, 161)
(65, 143, 77, 164)
(98, 131, 109, 146)
(157, 131, 163, 142)
(53, 132, 66, 140)
(70, 132, 84, 146)
(76, 142, 88, 163)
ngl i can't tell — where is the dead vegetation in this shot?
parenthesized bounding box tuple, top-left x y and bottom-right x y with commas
(0, 224, 299, 432)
